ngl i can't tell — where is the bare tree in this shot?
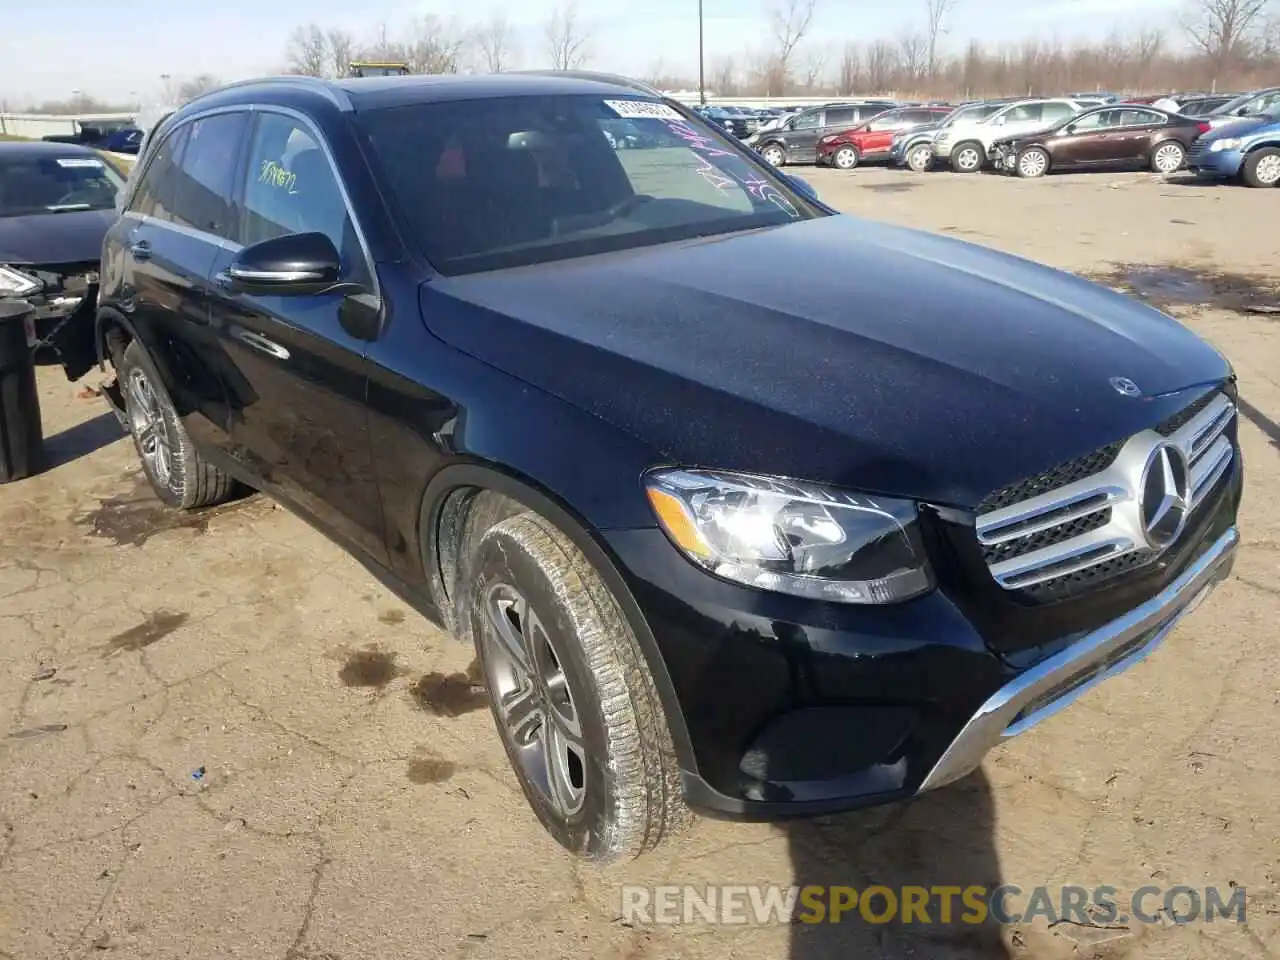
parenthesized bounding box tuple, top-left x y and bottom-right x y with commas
(545, 3, 590, 70)
(362, 23, 409, 64)
(710, 56, 740, 96)
(768, 0, 819, 86)
(406, 15, 469, 74)
(1182, 0, 1272, 84)
(864, 39, 899, 92)
(477, 11, 515, 72)
(287, 24, 329, 77)
(326, 29, 356, 78)
(801, 45, 830, 89)
(838, 41, 862, 93)
(899, 30, 927, 83)
(924, 0, 956, 79)
(177, 75, 221, 102)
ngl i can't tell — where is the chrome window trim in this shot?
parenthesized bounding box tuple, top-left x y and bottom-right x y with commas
(976, 393, 1235, 590)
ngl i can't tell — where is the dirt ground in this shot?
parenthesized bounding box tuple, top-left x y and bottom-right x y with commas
(2, 166, 1278, 960)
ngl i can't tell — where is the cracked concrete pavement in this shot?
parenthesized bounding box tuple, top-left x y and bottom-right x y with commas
(2, 167, 1278, 960)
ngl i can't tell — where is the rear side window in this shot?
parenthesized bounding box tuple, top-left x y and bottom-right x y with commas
(169, 112, 248, 240)
(1003, 103, 1045, 123)
(239, 112, 366, 282)
(128, 124, 190, 220)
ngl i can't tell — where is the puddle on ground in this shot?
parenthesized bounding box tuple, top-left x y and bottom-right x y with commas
(103, 611, 190, 654)
(1087, 264, 1280, 315)
(407, 752, 458, 784)
(861, 182, 917, 193)
(409, 658, 488, 717)
(76, 472, 266, 548)
(338, 645, 410, 689)
(378, 609, 406, 625)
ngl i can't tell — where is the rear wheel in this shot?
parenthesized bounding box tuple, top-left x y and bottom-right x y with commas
(906, 144, 933, 172)
(1242, 147, 1280, 187)
(460, 500, 690, 862)
(951, 141, 985, 173)
(118, 340, 236, 509)
(760, 143, 786, 167)
(1016, 147, 1050, 178)
(1150, 141, 1186, 174)
(833, 146, 859, 170)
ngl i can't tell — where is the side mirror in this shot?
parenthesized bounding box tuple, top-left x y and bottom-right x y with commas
(223, 232, 341, 295)
(995, 116, 1007, 126)
(781, 172, 818, 202)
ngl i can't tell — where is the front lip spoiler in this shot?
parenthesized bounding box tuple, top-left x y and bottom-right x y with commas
(918, 525, 1239, 793)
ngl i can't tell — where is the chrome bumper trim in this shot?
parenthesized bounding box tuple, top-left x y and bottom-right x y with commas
(918, 526, 1239, 793)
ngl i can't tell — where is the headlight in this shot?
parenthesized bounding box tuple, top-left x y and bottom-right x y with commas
(644, 469, 932, 604)
(0, 265, 41, 298)
(1210, 138, 1242, 152)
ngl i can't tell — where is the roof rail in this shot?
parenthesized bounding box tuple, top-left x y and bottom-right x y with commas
(182, 74, 351, 111)
(511, 69, 662, 98)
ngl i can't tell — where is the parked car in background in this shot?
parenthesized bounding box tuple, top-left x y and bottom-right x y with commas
(696, 105, 759, 139)
(1070, 91, 1123, 103)
(934, 98, 1088, 172)
(0, 141, 122, 375)
(817, 105, 953, 169)
(1188, 108, 1280, 186)
(990, 105, 1209, 177)
(1205, 87, 1280, 128)
(750, 100, 898, 166)
(890, 99, 1018, 172)
(66, 71, 1243, 865)
(99, 127, 144, 155)
(1146, 93, 1236, 116)
(40, 118, 136, 148)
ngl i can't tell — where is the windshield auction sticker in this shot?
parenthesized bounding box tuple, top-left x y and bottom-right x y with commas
(56, 158, 104, 168)
(604, 99, 683, 121)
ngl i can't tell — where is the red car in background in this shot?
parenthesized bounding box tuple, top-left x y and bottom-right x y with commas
(816, 105, 953, 169)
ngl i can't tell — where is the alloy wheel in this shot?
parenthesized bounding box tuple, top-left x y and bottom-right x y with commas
(481, 582, 587, 818)
(761, 145, 785, 167)
(1018, 149, 1048, 178)
(954, 147, 981, 171)
(1256, 154, 1280, 185)
(907, 146, 932, 172)
(834, 147, 857, 170)
(125, 368, 173, 487)
(1153, 143, 1185, 174)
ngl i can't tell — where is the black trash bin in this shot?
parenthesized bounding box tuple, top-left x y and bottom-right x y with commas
(0, 299, 44, 483)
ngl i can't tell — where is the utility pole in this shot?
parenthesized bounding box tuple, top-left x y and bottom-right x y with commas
(698, 0, 706, 104)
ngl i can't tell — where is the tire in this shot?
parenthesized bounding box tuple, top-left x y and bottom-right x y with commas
(906, 144, 933, 172)
(760, 143, 786, 167)
(461, 503, 689, 862)
(117, 340, 236, 509)
(1016, 147, 1050, 178)
(1150, 140, 1186, 175)
(833, 146, 859, 170)
(951, 141, 985, 173)
(1242, 147, 1280, 188)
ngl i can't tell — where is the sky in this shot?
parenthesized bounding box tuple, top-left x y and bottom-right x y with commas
(2, 0, 1186, 106)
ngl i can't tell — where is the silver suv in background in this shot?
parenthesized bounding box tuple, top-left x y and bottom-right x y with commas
(933, 98, 1089, 172)
(890, 99, 1018, 171)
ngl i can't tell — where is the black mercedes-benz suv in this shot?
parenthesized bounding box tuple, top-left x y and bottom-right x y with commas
(70, 71, 1241, 863)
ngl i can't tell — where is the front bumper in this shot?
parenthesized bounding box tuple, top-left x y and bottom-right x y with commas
(603, 461, 1241, 819)
(1187, 147, 1244, 178)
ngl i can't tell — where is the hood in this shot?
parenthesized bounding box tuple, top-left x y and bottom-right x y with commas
(423, 216, 1229, 509)
(1203, 115, 1278, 138)
(0, 208, 113, 265)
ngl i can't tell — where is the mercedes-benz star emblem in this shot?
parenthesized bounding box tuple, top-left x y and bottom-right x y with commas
(1140, 444, 1190, 548)
(1110, 376, 1141, 397)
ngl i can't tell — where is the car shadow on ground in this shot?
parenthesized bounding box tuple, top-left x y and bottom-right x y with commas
(42, 409, 124, 469)
(783, 770, 1008, 959)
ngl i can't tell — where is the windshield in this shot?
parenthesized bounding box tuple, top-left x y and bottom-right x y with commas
(0, 153, 123, 217)
(943, 102, 1004, 127)
(1210, 90, 1272, 116)
(358, 94, 818, 275)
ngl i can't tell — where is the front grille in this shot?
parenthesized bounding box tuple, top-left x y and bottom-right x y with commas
(975, 391, 1235, 601)
(1187, 140, 1209, 165)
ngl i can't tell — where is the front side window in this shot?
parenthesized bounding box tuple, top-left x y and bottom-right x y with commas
(792, 112, 821, 130)
(169, 112, 248, 239)
(0, 151, 124, 218)
(358, 95, 817, 276)
(824, 108, 856, 126)
(1002, 103, 1044, 123)
(128, 124, 190, 220)
(238, 112, 362, 281)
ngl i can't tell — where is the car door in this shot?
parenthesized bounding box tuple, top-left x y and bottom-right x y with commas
(862, 110, 921, 155)
(786, 110, 824, 161)
(115, 119, 239, 454)
(1082, 108, 1155, 164)
(205, 108, 388, 563)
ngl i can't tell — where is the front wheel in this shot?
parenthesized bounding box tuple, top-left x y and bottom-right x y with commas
(1016, 147, 1050, 178)
(462, 505, 690, 862)
(1150, 141, 1186, 175)
(760, 143, 786, 167)
(833, 146, 859, 170)
(118, 340, 237, 509)
(950, 141, 985, 173)
(1242, 147, 1280, 187)
(906, 144, 933, 172)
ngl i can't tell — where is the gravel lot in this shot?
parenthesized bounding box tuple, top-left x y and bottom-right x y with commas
(2, 164, 1278, 960)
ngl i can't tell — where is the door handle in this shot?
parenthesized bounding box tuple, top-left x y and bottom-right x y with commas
(129, 240, 151, 260)
(233, 329, 291, 361)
